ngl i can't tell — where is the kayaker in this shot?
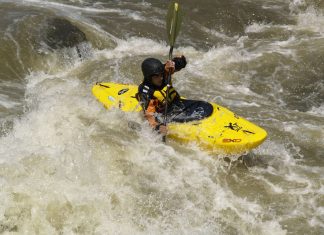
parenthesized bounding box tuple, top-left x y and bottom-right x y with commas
(137, 56, 187, 134)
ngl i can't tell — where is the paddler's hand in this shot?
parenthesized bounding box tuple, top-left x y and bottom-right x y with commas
(173, 55, 187, 70)
(165, 60, 175, 74)
(158, 124, 168, 135)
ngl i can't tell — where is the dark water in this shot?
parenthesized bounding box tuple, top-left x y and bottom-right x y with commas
(0, 0, 323, 234)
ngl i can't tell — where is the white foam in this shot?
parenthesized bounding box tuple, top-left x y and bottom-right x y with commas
(21, 0, 121, 13)
(0, 63, 289, 234)
(307, 105, 324, 117)
(0, 94, 20, 109)
(245, 23, 292, 34)
(100, 37, 168, 59)
(283, 122, 324, 147)
(296, 7, 324, 34)
(194, 22, 237, 41)
(247, 6, 324, 36)
(19, 0, 147, 22)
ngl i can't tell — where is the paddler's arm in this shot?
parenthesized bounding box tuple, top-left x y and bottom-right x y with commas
(138, 93, 168, 134)
(144, 99, 158, 128)
(144, 100, 168, 135)
(164, 55, 187, 77)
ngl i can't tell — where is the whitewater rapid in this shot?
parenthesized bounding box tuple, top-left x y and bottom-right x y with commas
(0, 0, 323, 234)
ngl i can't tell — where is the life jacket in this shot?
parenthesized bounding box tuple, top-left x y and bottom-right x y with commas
(153, 85, 179, 106)
(137, 83, 179, 110)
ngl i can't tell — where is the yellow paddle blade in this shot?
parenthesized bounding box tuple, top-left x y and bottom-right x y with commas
(166, 1, 182, 47)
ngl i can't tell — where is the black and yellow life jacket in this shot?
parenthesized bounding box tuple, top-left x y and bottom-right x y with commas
(153, 85, 179, 105)
(137, 82, 180, 113)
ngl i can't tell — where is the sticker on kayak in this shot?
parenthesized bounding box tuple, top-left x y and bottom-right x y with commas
(108, 96, 115, 102)
(118, 88, 129, 95)
(243, 130, 255, 135)
(223, 139, 242, 143)
(224, 122, 242, 132)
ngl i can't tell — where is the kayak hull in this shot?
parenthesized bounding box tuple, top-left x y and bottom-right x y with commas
(92, 82, 267, 154)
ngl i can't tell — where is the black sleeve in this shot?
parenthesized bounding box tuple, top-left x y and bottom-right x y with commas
(173, 55, 187, 72)
(137, 84, 154, 110)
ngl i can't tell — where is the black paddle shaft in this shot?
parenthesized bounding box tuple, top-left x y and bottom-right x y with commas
(162, 47, 174, 142)
(163, 2, 182, 142)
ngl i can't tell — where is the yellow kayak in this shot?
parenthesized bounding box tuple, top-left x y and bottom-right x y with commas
(92, 82, 267, 154)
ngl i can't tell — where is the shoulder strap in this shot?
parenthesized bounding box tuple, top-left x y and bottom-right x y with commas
(138, 84, 155, 110)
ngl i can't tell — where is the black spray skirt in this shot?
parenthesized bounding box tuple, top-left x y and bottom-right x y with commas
(165, 99, 213, 123)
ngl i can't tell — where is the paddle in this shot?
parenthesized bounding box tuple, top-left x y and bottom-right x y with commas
(163, 1, 183, 142)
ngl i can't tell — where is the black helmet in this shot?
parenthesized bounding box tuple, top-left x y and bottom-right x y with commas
(141, 58, 164, 79)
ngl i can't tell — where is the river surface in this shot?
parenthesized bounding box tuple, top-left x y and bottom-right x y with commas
(0, 0, 323, 234)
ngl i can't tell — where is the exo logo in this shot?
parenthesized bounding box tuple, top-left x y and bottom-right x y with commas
(222, 139, 242, 143)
